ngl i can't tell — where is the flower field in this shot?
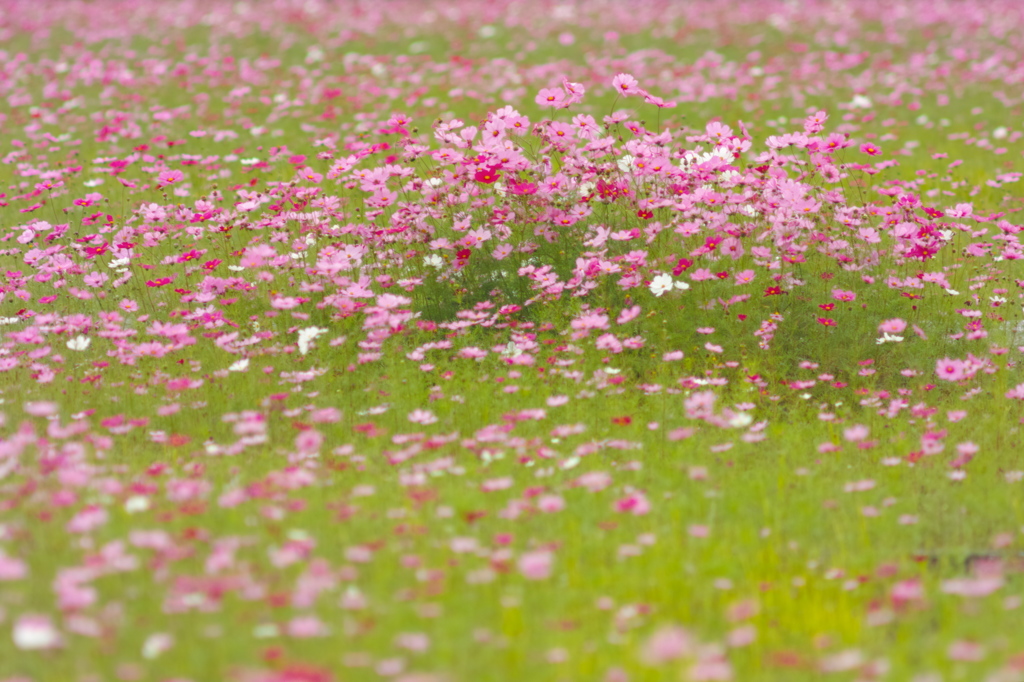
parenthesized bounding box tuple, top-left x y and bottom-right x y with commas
(2, 1, 1024, 679)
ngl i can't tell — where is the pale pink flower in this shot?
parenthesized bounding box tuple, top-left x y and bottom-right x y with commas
(612, 73, 640, 96)
(843, 425, 869, 442)
(537, 495, 565, 513)
(0, 554, 27, 581)
(726, 625, 756, 647)
(157, 169, 185, 187)
(878, 318, 907, 334)
(535, 87, 565, 107)
(947, 640, 984, 661)
(733, 270, 755, 285)
(24, 401, 58, 417)
(890, 579, 925, 606)
(287, 615, 329, 638)
(519, 550, 553, 580)
(66, 505, 108, 533)
(407, 409, 437, 425)
(690, 653, 733, 681)
(617, 305, 641, 324)
(641, 625, 693, 664)
(935, 358, 966, 381)
(831, 289, 857, 302)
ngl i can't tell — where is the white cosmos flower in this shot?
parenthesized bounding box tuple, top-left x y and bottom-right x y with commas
(876, 334, 904, 345)
(500, 342, 523, 358)
(649, 274, 689, 297)
(297, 327, 328, 355)
(729, 412, 753, 428)
(945, 288, 959, 296)
(66, 335, 91, 351)
(850, 94, 873, 109)
(650, 274, 674, 297)
(142, 633, 173, 660)
(124, 496, 150, 513)
(228, 358, 250, 372)
(13, 615, 61, 650)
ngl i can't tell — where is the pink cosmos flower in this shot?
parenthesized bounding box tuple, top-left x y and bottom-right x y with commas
(705, 121, 733, 141)
(287, 615, 329, 638)
(617, 305, 641, 325)
(641, 626, 693, 664)
(561, 78, 585, 106)
(843, 425, 869, 442)
(537, 495, 565, 513)
(0, 554, 27, 580)
(831, 289, 856, 302)
(878, 318, 907, 334)
(611, 73, 640, 96)
(407, 409, 437, 425)
(615, 492, 650, 515)
(535, 88, 565, 107)
(947, 641, 985, 662)
(734, 270, 755, 285)
(936, 358, 966, 381)
(157, 170, 185, 187)
(518, 550, 553, 580)
(890, 579, 925, 607)
(946, 202, 973, 218)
